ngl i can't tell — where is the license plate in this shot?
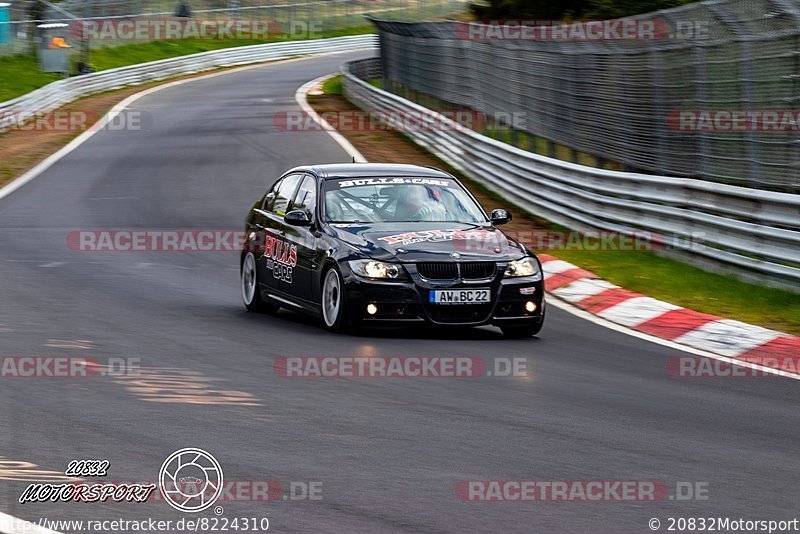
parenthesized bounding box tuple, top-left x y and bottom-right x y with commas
(430, 288, 491, 304)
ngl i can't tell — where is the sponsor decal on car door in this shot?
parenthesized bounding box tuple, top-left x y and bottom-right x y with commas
(281, 174, 318, 301)
(257, 173, 303, 292)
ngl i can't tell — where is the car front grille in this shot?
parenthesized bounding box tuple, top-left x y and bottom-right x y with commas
(416, 261, 496, 280)
(461, 262, 496, 279)
(417, 262, 458, 280)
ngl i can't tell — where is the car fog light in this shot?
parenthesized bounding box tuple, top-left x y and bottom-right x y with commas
(525, 301, 536, 313)
(366, 303, 378, 315)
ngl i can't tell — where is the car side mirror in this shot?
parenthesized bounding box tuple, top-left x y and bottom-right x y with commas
(491, 209, 512, 226)
(284, 209, 312, 227)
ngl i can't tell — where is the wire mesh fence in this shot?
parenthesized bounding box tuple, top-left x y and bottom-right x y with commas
(369, 0, 800, 193)
(0, 0, 466, 55)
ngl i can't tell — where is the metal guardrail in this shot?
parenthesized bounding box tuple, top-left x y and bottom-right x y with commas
(343, 58, 800, 286)
(0, 34, 378, 130)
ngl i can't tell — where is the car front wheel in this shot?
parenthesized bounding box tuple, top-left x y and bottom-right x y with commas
(321, 266, 350, 332)
(241, 252, 278, 313)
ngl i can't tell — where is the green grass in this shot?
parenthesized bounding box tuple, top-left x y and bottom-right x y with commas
(0, 55, 61, 102)
(321, 75, 344, 95)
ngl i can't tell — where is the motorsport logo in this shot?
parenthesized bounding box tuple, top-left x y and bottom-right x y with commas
(159, 448, 223, 513)
(18, 460, 156, 504)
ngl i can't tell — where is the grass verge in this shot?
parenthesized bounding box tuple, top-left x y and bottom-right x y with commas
(309, 75, 800, 335)
(0, 55, 62, 103)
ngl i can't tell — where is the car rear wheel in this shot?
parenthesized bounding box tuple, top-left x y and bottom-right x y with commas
(242, 252, 278, 313)
(321, 266, 349, 332)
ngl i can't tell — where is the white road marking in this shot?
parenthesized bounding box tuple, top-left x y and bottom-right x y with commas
(541, 259, 580, 279)
(295, 75, 366, 162)
(673, 319, 785, 357)
(597, 297, 681, 327)
(551, 279, 617, 303)
(44, 339, 94, 349)
(0, 458, 75, 483)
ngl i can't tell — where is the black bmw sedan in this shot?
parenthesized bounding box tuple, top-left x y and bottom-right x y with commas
(240, 163, 545, 337)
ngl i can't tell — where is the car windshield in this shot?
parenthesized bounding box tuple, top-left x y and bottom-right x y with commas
(323, 177, 487, 223)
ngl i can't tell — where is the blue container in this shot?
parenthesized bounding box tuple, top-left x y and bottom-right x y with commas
(0, 3, 10, 45)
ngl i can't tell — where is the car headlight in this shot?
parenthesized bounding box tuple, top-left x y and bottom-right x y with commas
(348, 259, 406, 280)
(504, 256, 540, 278)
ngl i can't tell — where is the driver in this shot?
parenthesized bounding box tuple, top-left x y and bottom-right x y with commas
(403, 186, 447, 221)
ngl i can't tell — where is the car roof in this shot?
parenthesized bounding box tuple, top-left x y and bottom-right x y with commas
(284, 163, 454, 180)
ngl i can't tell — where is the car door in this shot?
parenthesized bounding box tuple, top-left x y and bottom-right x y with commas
(282, 173, 320, 303)
(254, 172, 303, 297)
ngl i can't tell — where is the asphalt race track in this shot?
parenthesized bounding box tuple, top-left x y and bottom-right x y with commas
(1, 50, 799, 534)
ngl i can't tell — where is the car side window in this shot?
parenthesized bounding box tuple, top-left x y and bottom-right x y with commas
(262, 178, 282, 211)
(270, 173, 303, 216)
(290, 175, 317, 221)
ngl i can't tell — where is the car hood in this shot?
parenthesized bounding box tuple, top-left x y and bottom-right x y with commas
(327, 222, 528, 262)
